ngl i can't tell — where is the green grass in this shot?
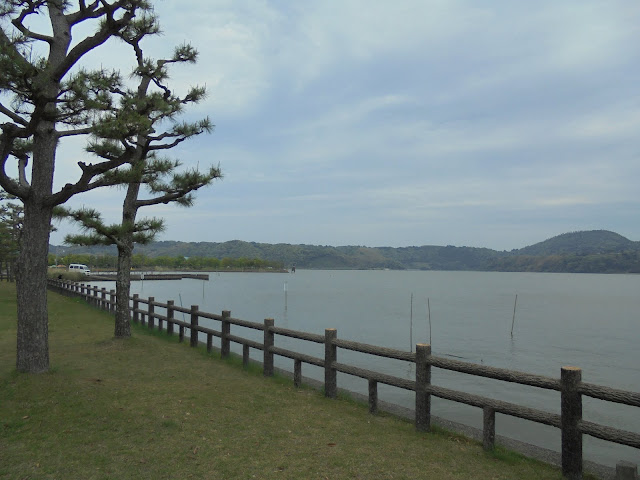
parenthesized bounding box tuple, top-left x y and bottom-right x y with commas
(0, 281, 570, 479)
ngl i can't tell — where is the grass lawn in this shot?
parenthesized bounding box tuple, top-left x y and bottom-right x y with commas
(0, 281, 570, 479)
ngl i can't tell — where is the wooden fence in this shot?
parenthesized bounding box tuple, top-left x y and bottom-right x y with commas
(48, 279, 640, 480)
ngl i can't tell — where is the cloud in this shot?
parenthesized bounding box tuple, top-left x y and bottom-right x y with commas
(12, 0, 637, 250)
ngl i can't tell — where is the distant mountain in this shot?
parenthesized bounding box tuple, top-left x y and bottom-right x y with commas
(49, 230, 640, 273)
(512, 230, 639, 256)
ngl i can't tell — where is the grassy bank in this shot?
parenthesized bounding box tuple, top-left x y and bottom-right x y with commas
(1, 282, 569, 479)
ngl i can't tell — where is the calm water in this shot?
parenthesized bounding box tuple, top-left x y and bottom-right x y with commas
(91, 270, 640, 467)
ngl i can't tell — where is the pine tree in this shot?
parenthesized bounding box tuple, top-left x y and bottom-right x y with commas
(0, 1, 187, 372)
(0, 192, 22, 281)
(56, 33, 221, 338)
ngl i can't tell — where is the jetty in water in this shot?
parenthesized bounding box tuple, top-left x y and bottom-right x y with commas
(89, 273, 209, 281)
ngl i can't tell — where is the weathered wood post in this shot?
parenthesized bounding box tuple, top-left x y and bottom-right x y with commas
(157, 301, 163, 331)
(616, 461, 638, 480)
(109, 290, 116, 314)
(294, 359, 302, 387)
(221, 310, 231, 358)
(147, 297, 155, 330)
(132, 294, 139, 324)
(243, 344, 250, 368)
(166, 300, 175, 336)
(207, 332, 213, 353)
(369, 379, 378, 414)
(415, 343, 431, 431)
(263, 318, 274, 377)
(100, 288, 107, 310)
(190, 305, 199, 347)
(561, 366, 583, 480)
(324, 328, 337, 398)
(483, 407, 496, 450)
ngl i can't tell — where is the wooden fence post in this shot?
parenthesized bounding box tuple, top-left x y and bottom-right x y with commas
(263, 318, 274, 377)
(369, 379, 378, 414)
(91, 286, 98, 306)
(207, 332, 213, 353)
(157, 301, 163, 331)
(148, 297, 155, 330)
(415, 343, 431, 431)
(483, 407, 496, 450)
(132, 294, 139, 324)
(324, 328, 337, 398)
(294, 359, 302, 387)
(101, 288, 107, 310)
(109, 290, 116, 314)
(561, 366, 582, 480)
(221, 310, 231, 358)
(616, 461, 638, 480)
(243, 344, 250, 368)
(190, 305, 199, 347)
(166, 300, 175, 336)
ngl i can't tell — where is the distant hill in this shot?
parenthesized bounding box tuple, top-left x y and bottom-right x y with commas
(513, 230, 639, 256)
(49, 230, 640, 273)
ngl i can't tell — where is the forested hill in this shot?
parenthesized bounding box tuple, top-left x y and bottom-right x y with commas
(512, 230, 637, 256)
(50, 230, 640, 273)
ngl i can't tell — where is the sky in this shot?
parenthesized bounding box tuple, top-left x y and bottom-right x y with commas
(29, 1, 640, 250)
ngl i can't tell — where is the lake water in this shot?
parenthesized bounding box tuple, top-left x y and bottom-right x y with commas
(90, 270, 640, 468)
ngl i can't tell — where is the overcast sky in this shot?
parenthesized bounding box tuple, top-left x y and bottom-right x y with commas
(44, 0, 640, 250)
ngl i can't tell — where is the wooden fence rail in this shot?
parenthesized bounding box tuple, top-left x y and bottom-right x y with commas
(47, 279, 640, 480)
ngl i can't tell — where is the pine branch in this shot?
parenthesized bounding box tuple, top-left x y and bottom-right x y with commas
(53, 2, 153, 84)
(0, 124, 30, 198)
(0, 102, 29, 126)
(137, 165, 222, 208)
(11, 1, 53, 44)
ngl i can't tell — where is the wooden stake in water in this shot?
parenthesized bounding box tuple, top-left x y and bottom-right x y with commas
(410, 293, 413, 352)
(511, 294, 518, 337)
(427, 297, 432, 344)
(179, 293, 186, 321)
(284, 281, 288, 311)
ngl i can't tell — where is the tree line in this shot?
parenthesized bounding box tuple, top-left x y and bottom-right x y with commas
(49, 253, 285, 271)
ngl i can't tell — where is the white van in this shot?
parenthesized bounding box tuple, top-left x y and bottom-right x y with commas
(68, 263, 91, 276)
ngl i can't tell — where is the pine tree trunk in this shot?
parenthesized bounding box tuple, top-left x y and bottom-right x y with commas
(114, 244, 133, 338)
(15, 200, 52, 372)
(113, 177, 141, 338)
(14, 117, 57, 372)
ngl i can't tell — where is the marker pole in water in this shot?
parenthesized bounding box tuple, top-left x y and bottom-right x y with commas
(410, 293, 413, 352)
(427, 297, 432, 345)
(179, 293, 186, 321)
(284, 281, 288, 311)
(510, 294, 518, 337)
